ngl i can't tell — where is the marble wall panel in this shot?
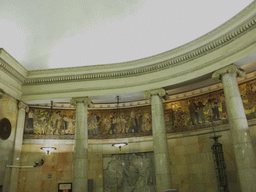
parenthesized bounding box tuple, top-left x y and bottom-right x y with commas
(167, 129, 249, 192)
(0, 93, 18, 191)
(18, 145, 103, 192)
(103, 152, 155, 192)
(18, 125, 256, 192)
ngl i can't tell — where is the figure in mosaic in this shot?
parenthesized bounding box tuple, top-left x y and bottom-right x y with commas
(188, 99, 199, 125)
(212, 98, 220, 121)
(136, 108, 143, 132)
(120, 114, 127, 133)
(143, 113, 152, 131)
(27, 109, 34, 129)
(243, 80, 256, 113)
(197, 100, 205, 123)
(205, 99, 214, 122)
(88, 112, 100, 135)
(175, 107, 187, 128)
(107, 112, 116, 134)
(101, 116, 111, 135)
(169, 104, 176, 126)
(128, 109, 137, 133)
(52, 111, 62, 134)
(219, 93, 227, 119)
(63, 115, 75, 134)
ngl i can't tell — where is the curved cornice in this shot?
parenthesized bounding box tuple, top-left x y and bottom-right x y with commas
(24, 14, 256, 85)
(0, 59, 26, 83)
(0, 2, 255, 101)
(27, 1, 256, 75)
(27, 71, 256, 110)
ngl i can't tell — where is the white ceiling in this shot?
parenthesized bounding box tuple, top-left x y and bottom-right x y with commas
(1, 0, 253, 70)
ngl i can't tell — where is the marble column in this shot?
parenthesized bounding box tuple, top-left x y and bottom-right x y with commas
(9, 102, 29, 192)
(145, 89, 172, 192)
(70, 97, 91, 192)
(212, 64, 256, 192)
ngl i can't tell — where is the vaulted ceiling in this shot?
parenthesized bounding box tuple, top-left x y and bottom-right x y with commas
(1, 0, 253, 70)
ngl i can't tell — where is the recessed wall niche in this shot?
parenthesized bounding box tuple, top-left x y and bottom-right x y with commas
(0, 118, 12, 140)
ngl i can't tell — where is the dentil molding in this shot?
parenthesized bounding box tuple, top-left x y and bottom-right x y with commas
(23, 14, 256, 85)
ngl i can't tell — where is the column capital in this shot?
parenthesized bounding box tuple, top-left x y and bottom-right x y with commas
(70, 97, 91, 107)
(144, 88, 166, 99)
(0, 89, 4, 99)
(18, 102, 29, 112)
(212, 64, 245, 81)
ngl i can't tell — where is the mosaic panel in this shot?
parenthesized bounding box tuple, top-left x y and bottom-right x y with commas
(24, 79, 256, 138)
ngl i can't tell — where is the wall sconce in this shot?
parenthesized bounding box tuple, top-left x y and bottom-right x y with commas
(112, 142, 128, 151)
(6, 159, 44, 168)
(40, 147, 56, 155)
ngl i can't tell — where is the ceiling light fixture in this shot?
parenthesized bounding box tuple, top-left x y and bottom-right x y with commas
(112, 142, 128, 151)
(40, 147, 56, 155)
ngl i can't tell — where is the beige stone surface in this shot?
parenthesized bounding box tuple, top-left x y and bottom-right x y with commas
(217, 67, 256, 192)
(9, 102, 29, 192)
(0, 93, 18, 192)
(148, 90, 172, 191)
(17, 124, 256, 192)
(70, 97, 90, 192)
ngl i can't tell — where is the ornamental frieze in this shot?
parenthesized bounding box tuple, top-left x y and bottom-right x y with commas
(22, 15, 256, 85)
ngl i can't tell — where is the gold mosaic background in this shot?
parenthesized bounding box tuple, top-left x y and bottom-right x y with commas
(24, 79, 256, 136)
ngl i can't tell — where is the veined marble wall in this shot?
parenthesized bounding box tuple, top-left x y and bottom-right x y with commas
(103, 152, 155, 192)
(18, 143, 103, 192)
(18, 121, 256, 192)
(0, 93, 18, 191)
(23, 79, 256, 139)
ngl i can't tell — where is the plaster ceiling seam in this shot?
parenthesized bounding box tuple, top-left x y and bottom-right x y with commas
(21, 38, 256, 97)
(23, 16, 256, 85)
(26, 1, 256, 75)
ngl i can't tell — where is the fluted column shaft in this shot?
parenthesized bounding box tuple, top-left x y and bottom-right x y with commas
(145, 89, 171, 192)
(70, 97, 91, 192)
(9, 102, 29, 192)
(213, 65, 256, 192)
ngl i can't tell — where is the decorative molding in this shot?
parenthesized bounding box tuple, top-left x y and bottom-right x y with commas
(27, 72, 256, 109)
(23, 15, 256, 85)
(144, 88, 166, 99)
(18, 102, 29, 112)
(20, 38, 256, 100)
(70, 97, 91, 107)
(212, 64, 245, 81)
(0, 48, 27, 73)
(166, 72, 256, 102)
(0, 59, 26, 83)
(27, 2, 256, 76)
(29, 100, 151, 110)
